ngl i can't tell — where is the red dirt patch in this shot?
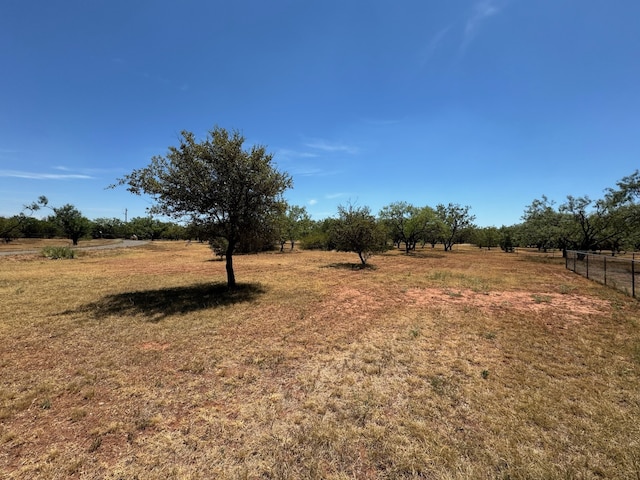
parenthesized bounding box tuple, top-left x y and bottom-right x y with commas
(404, 288, 610, 324)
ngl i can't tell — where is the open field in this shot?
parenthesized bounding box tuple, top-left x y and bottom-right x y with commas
(1, 242, 639, 479)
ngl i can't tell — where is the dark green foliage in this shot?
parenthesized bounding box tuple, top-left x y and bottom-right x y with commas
(209, 237, 228, 260)
(499, 226, 516, 252)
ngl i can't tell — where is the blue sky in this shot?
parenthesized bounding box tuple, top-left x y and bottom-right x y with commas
(1, 1, 639, 227)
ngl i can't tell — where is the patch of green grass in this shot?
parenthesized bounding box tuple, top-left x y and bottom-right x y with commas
(41, 246, 76, 259)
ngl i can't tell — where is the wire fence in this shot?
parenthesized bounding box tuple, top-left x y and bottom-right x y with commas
(565, 250, 638, 298)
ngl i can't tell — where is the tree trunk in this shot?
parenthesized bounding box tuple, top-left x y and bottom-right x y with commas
(225, 240, 236, 288)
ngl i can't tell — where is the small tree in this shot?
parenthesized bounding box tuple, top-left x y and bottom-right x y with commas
(52, 204, 91, 245)
(436, 203, 476, 251)
(331, 204, 386, 265)
(275, 204, 311, 251)
(114, 127, 292, 288)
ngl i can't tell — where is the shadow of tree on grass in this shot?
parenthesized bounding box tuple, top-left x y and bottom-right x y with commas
(324, 262, 377, 271)
(66, 282, 265, 322)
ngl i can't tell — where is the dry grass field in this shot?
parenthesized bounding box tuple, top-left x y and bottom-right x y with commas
(1, 241, 639, 479)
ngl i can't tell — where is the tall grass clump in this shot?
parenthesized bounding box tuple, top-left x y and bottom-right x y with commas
(41, 246, 76, 259)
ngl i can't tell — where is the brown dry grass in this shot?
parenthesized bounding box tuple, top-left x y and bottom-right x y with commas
(0, 242, 639, 479)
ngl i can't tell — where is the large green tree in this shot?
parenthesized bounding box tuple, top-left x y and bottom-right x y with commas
(115, 127, 292, 288)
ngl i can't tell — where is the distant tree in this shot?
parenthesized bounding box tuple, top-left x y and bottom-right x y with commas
(299, 218, 337, 250)
(379, 202, 438, 253)
(163, 223, 189, 240)
(436, 203, 476, 251)
(521, 196, 561, 251)
(275, 204, 312, 251)
(127, 216, 168, 240)
(0, 196, 48, 242)
(608, 169, 640, 204)
(331, 204, 386, 265)
(114, 127, 292, 288)
(602, 170, 640, 252)
(91, 217, 127, 239)
(52, 204, 91, 245)
(472, 226, 500, 250)
(498, 225, 517, 252)
(559, 195, 621, 253)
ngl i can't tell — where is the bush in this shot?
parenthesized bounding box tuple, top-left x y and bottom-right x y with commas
(208, 237, 228, 260)
(299, 232, 332, 250)
(41, 246, 76, 259)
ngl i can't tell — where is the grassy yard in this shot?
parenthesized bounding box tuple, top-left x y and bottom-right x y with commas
(0, 242, 639, 479)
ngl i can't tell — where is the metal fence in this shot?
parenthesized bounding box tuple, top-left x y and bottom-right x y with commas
(565, 250, 638, 298)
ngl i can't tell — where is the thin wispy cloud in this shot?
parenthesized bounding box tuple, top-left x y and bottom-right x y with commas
(275, 148, 320, 160)
(304, 140, 360, 155)
(420, 25, 452, 65)
(461, 0, 505, 52)
(326, 193, 348, 199)
(0, 170, 94, 180)
(55, 165, 120, 175)
(309, 199, 318, 206)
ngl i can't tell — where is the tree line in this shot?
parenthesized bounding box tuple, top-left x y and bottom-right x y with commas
(1, 204, 191, 245)
(2, 126, 639, 287)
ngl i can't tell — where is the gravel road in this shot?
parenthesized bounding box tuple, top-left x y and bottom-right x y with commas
(0, 239, 150, 256)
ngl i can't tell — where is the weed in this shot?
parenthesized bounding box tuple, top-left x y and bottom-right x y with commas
(70, 408, 87, 422)
(88, 435, 102, 453)
(558, 284, 574, 295)
(41, 246, 76, 259)
(532, 294, 552, 304)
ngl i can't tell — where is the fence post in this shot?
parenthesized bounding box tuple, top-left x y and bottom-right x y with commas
(586, 253, 589, 279)
(604, 256, 607, 285)
(633, 259, 636, 299)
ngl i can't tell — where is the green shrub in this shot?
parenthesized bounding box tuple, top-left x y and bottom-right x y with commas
(41, 246, 76, 259)
(299, 231, 332, 250)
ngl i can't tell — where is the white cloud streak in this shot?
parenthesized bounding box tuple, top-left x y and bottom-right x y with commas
(0, 170, 94, 180)
(461, 0, 505, 52)
(420, 25, 452, 65)
(304, 140, 359, 155)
